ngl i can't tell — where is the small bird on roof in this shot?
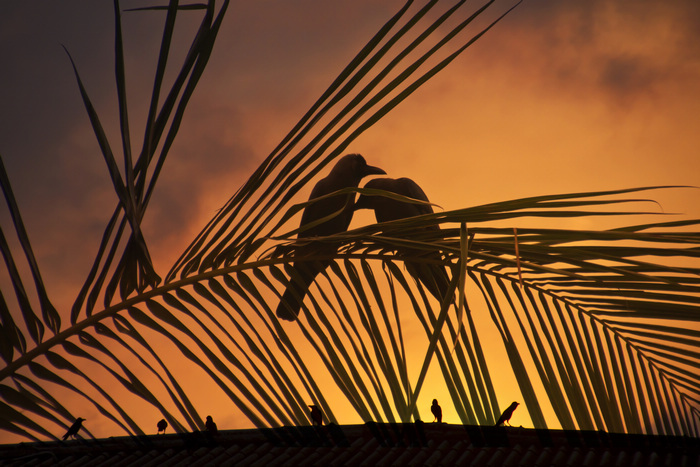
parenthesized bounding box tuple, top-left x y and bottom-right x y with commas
(157, 419, 168, 434)
(276, 153, 385, 321)
(496, 402, 520, 427)
(205, 415, 218, 434)
(62, 417, 85, 441)
(431, 399, 443, 423)
(309, 405, 323, 426)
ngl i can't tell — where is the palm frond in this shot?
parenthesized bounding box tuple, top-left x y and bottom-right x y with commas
(460, 215, 700, 434)
(0, 156, 59, 343)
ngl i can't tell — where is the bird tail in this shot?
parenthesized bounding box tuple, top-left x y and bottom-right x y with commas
(405, 261, 453, 304)
(276, 262, 324, 321)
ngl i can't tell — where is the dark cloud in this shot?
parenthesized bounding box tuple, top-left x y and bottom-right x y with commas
(142, 100, 258, 267)
(597, 54, 665, 106)
(455, 0, 700, 114)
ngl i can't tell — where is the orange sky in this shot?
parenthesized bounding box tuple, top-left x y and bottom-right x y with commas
(0, 0, 699, 442)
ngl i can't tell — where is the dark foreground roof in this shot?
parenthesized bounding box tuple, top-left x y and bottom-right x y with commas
(1, 423, 699, 466)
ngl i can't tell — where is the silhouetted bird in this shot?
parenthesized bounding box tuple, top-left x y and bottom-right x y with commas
(309, 405, 323, 426)
(62, 417, 85, 441)
(431, 399, 442, 423)
(157, 418, 168, 434)
(496, 401, 519, 427)
(355, 177, 452, 303)
(205, 415, 218, 434)
(276, 154, 385, 320)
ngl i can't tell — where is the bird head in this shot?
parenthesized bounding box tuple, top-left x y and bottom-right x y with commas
(330, 154, 385, 185)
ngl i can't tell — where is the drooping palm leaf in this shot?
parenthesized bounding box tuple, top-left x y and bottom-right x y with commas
(1, 0, 699, 443)
(71, 0, 229, 319)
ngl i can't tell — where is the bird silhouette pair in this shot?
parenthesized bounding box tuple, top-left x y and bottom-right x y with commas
(156, 415, 216, 435)
(276, 153, 451, 321)
(429, 399, 519, 426)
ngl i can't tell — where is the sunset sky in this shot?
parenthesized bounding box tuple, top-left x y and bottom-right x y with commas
(1, 0, 699, 441)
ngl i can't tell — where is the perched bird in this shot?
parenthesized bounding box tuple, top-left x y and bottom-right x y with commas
(354, 177, 452, 303)
(205, 415, 218, 434)
(276, 154, 385, 320)
(157, 418, 168, 434)
(496, 402, 520, 427)
(309, 405, 323, 426)
(431, 399, 442, 423)
(62, 417, 85, 441)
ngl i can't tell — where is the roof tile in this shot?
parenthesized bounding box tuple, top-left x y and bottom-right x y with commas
(502, 445, 524, 466)
(453, 446, 478, 464)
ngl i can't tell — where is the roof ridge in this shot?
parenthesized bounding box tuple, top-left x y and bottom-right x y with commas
(2, 423, 698, 466)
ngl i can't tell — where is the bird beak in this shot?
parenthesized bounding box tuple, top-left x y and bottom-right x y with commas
(362, 165, 386, 176)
